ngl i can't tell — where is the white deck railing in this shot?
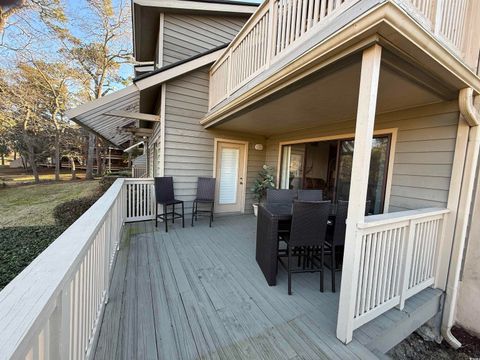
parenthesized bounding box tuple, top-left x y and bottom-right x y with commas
(0, 178, 156, 360)
(131, 165, 147, 178)
(338, 208, 449, 337)
(125, 178, 155, 222)
(209, 0, 470, 110)
(406, 0, 468, 52)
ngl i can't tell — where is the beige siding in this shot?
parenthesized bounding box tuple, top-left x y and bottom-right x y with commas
(162, 14, 248, 66)
(163, 67, 266, 213)
(265, 102, 459, 212)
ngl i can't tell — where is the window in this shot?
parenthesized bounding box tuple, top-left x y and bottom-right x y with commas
(280, 135, 391, 214)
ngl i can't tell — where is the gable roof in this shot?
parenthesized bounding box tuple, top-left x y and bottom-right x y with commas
(132, 0, 258, 62)
(66, 47, 225, 147)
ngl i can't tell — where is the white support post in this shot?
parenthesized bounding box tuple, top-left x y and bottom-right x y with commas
(336, 44, 382, 344)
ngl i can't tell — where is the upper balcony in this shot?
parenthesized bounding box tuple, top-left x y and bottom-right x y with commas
(205, 0, 480, 124)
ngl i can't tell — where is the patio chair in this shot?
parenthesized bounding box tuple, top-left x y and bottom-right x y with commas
(325, 199, 370, 292)
(266, 189, 297, 204)
(154, 176, 184, 232)
(191, 177, 216, 227)
(324, 200, 348, 292)
(278, 200, 331, 295)
(266, 189, 297, 237)
(298, 189, 323, 201)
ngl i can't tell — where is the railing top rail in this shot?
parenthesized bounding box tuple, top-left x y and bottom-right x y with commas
(0, 178, 126, 359)
(124, 177, 154, 182)
(358, 207, 449, 229)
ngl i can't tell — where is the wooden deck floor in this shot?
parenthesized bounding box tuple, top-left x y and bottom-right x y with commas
(92, 215, 438, 360)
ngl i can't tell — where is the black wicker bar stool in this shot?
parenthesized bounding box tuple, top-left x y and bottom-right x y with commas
(192, 177, 216, 227)
(154, 176, 184, 232)
(278, 200, 330, 295)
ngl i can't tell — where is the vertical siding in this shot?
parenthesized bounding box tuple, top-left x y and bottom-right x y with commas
(264, 103, 459, 212)
(162, 14, 248, 66)
(163, 67, 266, 213)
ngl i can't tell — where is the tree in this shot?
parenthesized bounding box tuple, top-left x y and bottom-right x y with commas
(18, 61, 75, 180)
(0, 67, 52, 182)
(61, 124, 84, 180)
(0, 115, 14, 165)
(0, 0, 65, 34)
(52, 0, 131, 179)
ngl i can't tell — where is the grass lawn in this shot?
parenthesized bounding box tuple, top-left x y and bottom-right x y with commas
(0, 180, 101, 290)
(0, 166, 87, 187)
(0, 180, 100, 227)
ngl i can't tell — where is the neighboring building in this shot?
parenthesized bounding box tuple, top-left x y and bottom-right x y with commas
(3, 0, 480, 359)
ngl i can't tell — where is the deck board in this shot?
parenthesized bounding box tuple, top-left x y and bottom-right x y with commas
(93, 215, 438, 360)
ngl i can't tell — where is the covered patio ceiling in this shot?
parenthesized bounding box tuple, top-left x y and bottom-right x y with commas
(213, 52, 459, 137)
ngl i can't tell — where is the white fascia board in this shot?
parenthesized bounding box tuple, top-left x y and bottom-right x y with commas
(133, 0, 258, 14)
(136, 48, 223, 90)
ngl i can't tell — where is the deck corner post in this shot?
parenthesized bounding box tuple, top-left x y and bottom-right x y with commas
(398, 219, 416, 309)
(336, 44, 382, 344)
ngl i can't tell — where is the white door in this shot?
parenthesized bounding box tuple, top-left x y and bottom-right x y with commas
(215, 141, 246, 213)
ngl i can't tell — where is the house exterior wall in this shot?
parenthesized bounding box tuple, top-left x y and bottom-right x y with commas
(265, 102, 459, 212)
(155, 66, 266, 213)
(162, 14, 248, 66)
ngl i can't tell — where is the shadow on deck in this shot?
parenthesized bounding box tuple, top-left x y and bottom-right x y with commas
(93, 215, 442, 360)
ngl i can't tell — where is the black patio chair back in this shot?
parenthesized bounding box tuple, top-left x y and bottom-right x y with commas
(332, 200, 349, 246)
(266, 189, 297, 204)
(297, 189, 323, 202)
(289, 200, 331, 247)
(154, 176, 175, 203)
(196, 177, 216, 201)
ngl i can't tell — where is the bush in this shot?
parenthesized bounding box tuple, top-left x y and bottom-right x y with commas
(99, 171, 131, 193)
(0, 225, 65, 290)
(53, 196, 99, 227)
(99, 176, 117, 193)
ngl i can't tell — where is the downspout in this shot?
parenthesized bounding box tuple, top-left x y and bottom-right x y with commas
(442, 88, 480, 348)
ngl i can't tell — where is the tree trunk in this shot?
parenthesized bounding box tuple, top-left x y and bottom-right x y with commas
(70, 157, 76, 180)
(85, 132, 96, 179)
(26, 144, 39, 183)
(1, 154, 4, 166)
(54, 131, 60, 181)
(13, 151, 16, 160)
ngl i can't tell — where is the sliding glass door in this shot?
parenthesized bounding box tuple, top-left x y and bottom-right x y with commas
(280, 135, 391, 214)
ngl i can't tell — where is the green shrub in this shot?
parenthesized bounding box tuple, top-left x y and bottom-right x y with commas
(0, 225, 65, 290)
(99, 176, 117, 193)
(53, 196, 99, 227)
(99, 171, 130, 193)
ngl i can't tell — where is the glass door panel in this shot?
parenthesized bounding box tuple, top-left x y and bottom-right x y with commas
(279, 135, 391, 215)
(280, 143, 305, 190)
(218, 148, 239, 204)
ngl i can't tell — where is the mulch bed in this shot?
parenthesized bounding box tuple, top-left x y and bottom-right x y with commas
(389, 327, 480, 360)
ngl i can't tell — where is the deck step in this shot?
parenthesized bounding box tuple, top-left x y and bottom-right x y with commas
(356, 287, 443, 355)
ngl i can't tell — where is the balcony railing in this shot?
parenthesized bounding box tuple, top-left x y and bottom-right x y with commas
(208, 0, 471, 110)
(0, 178, 155, 360)
(0, 178, 450, 357)
(337, 207, 449, 341)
